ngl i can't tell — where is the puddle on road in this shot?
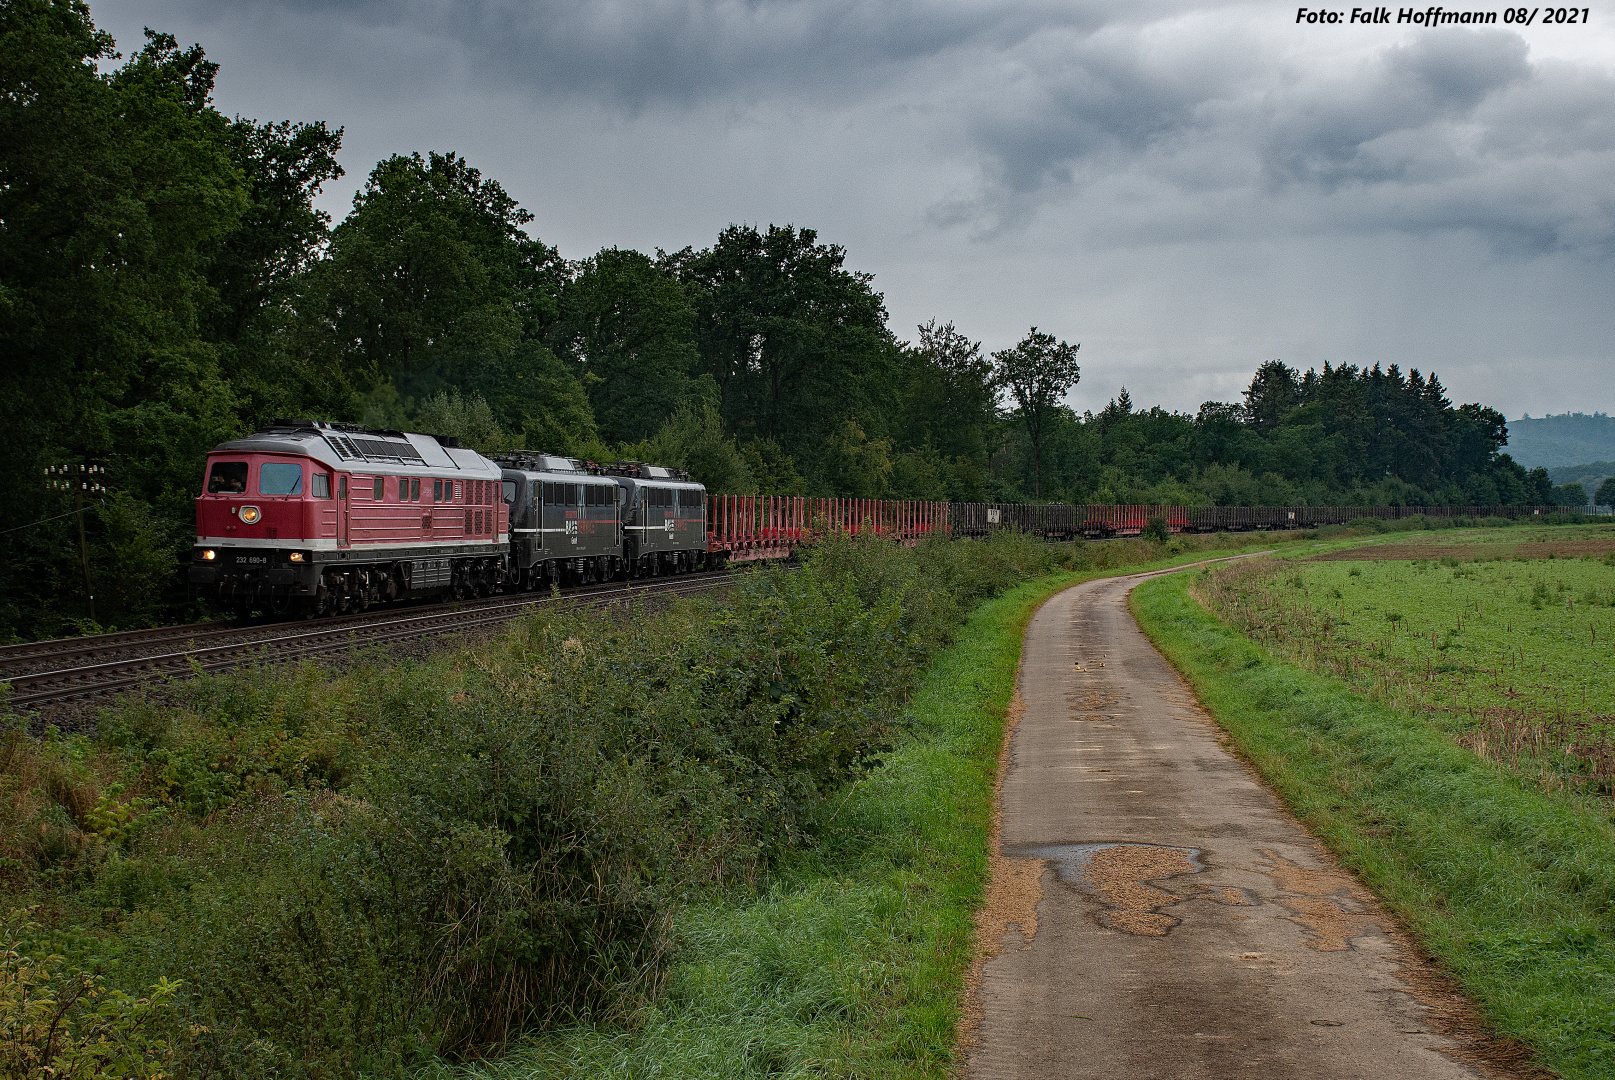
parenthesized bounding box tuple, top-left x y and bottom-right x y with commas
(1065, 687, 1120, 723)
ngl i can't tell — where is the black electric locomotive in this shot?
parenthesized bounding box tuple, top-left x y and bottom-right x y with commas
(494, 454, 709, 587)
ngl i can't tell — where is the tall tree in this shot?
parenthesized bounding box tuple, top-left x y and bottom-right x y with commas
(664, 224, 897, 484)
(1241, 360, 1303, 433)
(992, 328, 1080, 499)
(306, 151, 591, 444)
(0, 6, 255, 635)
(203, 116, 347, 426)
(893, 320, 997, 480)
(554, 247, 702, 443)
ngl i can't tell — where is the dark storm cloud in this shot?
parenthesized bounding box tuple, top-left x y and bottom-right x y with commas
(105, 0, 1615, 258)
(1261, 33, 1532, 188)
(941, 20, 1615, 253)
(168, 0, 1115, 106)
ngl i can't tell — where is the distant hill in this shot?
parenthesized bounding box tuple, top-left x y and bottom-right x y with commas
(1504, 413, 1615, 468)
(1546, 462, 1615, 505)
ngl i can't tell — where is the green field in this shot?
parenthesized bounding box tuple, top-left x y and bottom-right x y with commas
(1198, 525, 1615, 793)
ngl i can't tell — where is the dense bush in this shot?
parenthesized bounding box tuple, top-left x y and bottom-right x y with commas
(1, 529, 1259, 1076)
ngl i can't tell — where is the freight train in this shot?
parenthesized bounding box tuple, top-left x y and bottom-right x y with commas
(189, 420, 1571, 617)
(188, 420, 707, 617)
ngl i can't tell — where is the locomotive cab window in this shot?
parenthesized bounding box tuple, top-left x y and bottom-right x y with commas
(207, 462, 248, 494)
(503, 481, 516, 504)
(259, 462, 303, 496)
(312, 473, 331, 499)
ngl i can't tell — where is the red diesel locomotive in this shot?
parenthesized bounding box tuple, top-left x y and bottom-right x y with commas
(189, 420, 509, 616)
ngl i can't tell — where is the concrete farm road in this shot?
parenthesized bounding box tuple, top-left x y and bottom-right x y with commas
(964, 571, 1508, 1080)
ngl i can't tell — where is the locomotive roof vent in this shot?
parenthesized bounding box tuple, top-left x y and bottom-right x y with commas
(493, 452, 582, 473)
(357, 436, 422, 462)
(606, 460, 691, 481)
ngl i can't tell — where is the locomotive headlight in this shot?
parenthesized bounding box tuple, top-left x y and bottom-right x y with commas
(202, 549, 216, 561)
(239, 505, 261, 524)
(289, 552, 304, 562)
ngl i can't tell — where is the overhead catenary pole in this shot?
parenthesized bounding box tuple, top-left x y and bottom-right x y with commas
(74, 476, 94, 623)
(46, 463, 104, 624)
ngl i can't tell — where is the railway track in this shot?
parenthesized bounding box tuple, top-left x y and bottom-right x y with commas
(2, 572, 736, 711)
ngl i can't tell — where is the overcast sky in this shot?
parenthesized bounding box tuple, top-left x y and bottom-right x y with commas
(92, 0, 1615, 420)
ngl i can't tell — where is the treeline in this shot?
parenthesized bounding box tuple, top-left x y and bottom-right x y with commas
(0, 1, 1559, 639)
(1046, 361, 1572, 510)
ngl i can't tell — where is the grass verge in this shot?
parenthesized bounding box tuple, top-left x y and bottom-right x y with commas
(1131, 571, 1615, 1080)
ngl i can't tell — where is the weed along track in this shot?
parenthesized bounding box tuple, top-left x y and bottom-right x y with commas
(966, 569, 1513, 1080)
(3, 572, 736, 716)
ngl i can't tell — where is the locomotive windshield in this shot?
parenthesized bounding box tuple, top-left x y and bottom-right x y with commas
(207, 462, 248, 494)
(259, 463, 303, 495)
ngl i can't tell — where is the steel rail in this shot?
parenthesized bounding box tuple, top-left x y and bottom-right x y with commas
(0, 619, 247, 665)
(0, 567, 749, 678)
(7, 574, 736, 710)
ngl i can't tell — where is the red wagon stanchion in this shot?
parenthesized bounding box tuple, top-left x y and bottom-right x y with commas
(708, 494, 1570, 564)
